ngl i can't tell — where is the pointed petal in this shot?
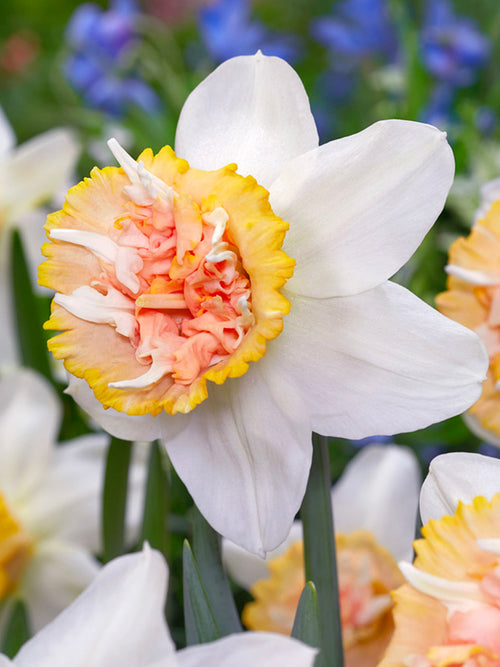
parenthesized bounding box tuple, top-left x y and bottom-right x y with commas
(420, 452, 500, 525)
(15, 546, 176, 666)
(332, 445, 421, 561)
(1, 129, 79, 223)
(0, 106, 15, 156)
(275, 281, 488, 439)
(164, 361, 312, 556)
(176, 632, 317, 667)
(270, 120, 454, 298)
(175, 53, 318, 188)
(0, 369, 61, 502)
(222, 522, 303, 591)
(20, 435, 109, 552)
(64, 374, 183, 442)
(21, 540, 100, 633)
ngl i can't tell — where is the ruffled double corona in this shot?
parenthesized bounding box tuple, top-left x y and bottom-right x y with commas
(41, 141, 294, 416)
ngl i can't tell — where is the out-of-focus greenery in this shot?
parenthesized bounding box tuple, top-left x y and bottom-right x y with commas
(2, 0, 500, 651)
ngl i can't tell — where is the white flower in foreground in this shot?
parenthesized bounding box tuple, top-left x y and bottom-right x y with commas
(380, 451, 500, 667)
(40, 52, 488, 557)
(0, 105, 80, 366)
(0, 368, 145, 638)
(0, 544, 317, 667)
(223, 444, 420, 667)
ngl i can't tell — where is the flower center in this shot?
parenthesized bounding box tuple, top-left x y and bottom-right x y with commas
(42, 141, 294, 415)
(0, 491, 32, 600)
(242, 531, 402, 656)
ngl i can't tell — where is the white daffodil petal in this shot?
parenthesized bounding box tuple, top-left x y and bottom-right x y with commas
(1, 128, 79, 223)
(399, 561, 483, 603)
(65, 374, 182, 442)
(0, 369, 61, 502)
(0, 657, 14, 666)
(270, 120, 454, 298)
(0, 235, 18, 366)
(19, 435, 109, 553)
(223, 521, 303, 591)
(15, 546, 175, 667)
(175, 53, 319, 188)
(420, 452, 500, 525)
(164, 362, 312, 556)
(21, 540, 100, 634)
(176, 632, 317, 667)
(275, 281, 487, 439)
(0, 106, 15, 156)
(332, 445, 421, 561)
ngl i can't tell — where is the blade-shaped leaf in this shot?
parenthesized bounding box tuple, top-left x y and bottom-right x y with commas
(183, 539, 221, 646)
(102, 438, 133, 562)
(292, 581, 320, 650)
(9, 229, 53, 383)
(140, 440, 168, 557)
(300, 433, 344, 667)
(192, 506, 242, 635)
(1, 599, 30, 657)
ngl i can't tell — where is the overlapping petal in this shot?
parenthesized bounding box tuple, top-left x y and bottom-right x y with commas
(274, 281, 487, 438)
(11, 546, 175, 667)
(420, 451, 500, 524)
(175, 53, 319, 188)
(165, 360, 311, 556)
(270, 120, 454, 298)
(332, 445, 420, 561)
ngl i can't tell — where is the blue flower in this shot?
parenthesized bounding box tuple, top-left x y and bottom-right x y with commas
(420, 82, 456, 129)
(311, 0, 398, 63)
(64, 0, 161, 116)
(198, 0, 300, 63)
(420, 0, 490, 87)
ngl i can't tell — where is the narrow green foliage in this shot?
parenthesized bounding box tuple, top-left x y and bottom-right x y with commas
(191, 506, 242, 635)
(292, 581, 320, 650)
(1, 599, 30, 657)
(9, 229, 53, 383)
(182, 540, 221, 646)
(140, 441, 168, 557)
(102, 438, 133, 563)
(300, 433, 344, 667)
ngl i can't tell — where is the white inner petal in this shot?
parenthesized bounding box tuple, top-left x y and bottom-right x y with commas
(399, 561, 484, 603)
(477, 538, 500, 555)
(54, 285, 137, 338)
(445, 264, 500, 286)
(50, 229, 118, 264)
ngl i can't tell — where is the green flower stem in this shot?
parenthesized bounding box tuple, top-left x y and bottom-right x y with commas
(102, 438, 133, 563)
(300, 433, 344, 667)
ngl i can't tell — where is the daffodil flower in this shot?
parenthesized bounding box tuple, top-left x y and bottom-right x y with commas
(0, 543, 317, 667)
(0, 105, 79, 365)
(40, 53, 488, 556)
(223, 444, 420, 667)
(381, 452, 500, 667)
(0, 368, 145, 638)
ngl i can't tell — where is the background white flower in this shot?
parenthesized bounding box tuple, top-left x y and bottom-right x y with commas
(0, 368, 145, 639)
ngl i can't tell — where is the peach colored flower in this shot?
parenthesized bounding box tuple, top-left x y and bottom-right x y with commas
(381, 452, 500, 667)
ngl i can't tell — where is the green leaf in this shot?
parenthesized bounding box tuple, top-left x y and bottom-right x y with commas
(9, 229, 53, 383)
(102, 438, 133, 563)
(182, 540, 221, 646)
(1, 599, 30, 657)
(140, 441, 168, 557)
(191, 506, 242, 636)
(291, 581, 320, 650)
(300, 433, 344, 667)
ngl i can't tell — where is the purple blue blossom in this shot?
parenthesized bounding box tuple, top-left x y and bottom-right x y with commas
(420, 0, 490, 87)
(311, 0, 399, 64)
(198, 0, 300, 63)
(64, 0, 161, 116)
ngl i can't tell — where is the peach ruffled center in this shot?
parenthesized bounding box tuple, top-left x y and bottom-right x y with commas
(42, 141, 294, 415)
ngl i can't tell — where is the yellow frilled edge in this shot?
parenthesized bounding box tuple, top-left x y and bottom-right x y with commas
(40, 146, 295, 416)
